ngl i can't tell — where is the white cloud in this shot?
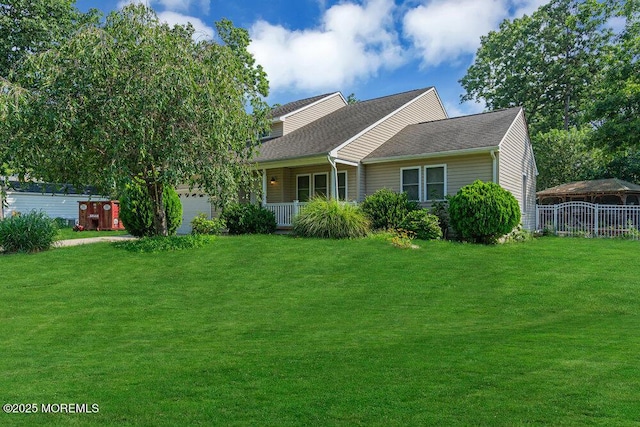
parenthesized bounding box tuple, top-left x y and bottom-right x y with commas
(445, 100, 485, 118)
(512, 0, 550, 17)
(248, 0, 405, 93)
(403, 0, 508, 67)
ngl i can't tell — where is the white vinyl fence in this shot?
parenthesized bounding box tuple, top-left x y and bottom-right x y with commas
(537, 202, 640, 239)
(264, 201, 308, 227)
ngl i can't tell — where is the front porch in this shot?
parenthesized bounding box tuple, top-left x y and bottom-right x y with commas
(258, 159, 360, 227)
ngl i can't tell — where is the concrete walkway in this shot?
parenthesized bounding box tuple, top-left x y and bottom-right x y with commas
(54, 235, 137, 248)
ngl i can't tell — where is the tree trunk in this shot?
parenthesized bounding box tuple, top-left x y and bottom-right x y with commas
(147, 180, 168, 236)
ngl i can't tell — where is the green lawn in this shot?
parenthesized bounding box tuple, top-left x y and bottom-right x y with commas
(56, 227, 129, 241)
(1, 236, 638, 425)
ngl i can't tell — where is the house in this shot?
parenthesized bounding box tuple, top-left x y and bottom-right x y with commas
(254, 87, 538, 230)
(537, 178, 640, 205)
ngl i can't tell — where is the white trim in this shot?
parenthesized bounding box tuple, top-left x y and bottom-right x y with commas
(261, 169, 267, 206)
(337, 171, 348, 201)
(361, 146, 499, 164)
(329, 87, 437, 157)
(400, 166, 421, 202)
(256, 155, 328, 170)
(424, 164, 447, 201)
(296, 174, 311, 202)
(313, 172, 329, 198)
(490, 150, 498, 184)
(334, 158, 359, 167)
(272, 92, 346, 122)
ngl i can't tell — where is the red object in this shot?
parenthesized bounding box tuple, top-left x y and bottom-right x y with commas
(78, 201, 126, 231)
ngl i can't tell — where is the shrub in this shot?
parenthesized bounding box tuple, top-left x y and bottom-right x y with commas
(221, 203, 277, 235)
(0, 210, 58, 253)
(501, 224, 533, 243)
(399, 209, 442, 240)
(292, 197, 369, 239)
(119, 180, 182, 237)
(190, 213, 226, 235)
(390, 228, 418, 249)
(361, 188, 419, 230)
(448, 180, 521, 244)
(430, 200, 450, 239)
(113, 234, 213, 253)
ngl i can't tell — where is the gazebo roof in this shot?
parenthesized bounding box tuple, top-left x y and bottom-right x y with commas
(537, 178, 640, 197)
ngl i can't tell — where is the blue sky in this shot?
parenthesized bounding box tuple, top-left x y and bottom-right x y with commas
(75, 0, 550, 117)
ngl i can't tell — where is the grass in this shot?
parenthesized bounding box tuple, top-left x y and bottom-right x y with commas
(0, 236, 638, 425)
(56, 227, 129, 241)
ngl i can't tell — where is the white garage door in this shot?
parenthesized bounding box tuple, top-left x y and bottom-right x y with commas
(177, 192, 212, 235)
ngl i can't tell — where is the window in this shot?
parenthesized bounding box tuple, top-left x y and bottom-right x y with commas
(401, 167, 420, 201)
(337, 171, 347, 200)
(297, 175, 310, 201)
(425, 165, 446, 201)
(313, 173, 328, 198)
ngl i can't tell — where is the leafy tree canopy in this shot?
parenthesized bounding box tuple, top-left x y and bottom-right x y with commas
(460, 0, 618, 135)
(5, 4, 271, 235)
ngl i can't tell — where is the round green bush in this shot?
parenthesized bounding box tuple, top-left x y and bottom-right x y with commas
(448, 180, 521, 244)
(361, 188, 419, 230)
(292, 197, 370, 239)
(221, 203, 276, 235)
(190, 213, 226, 235)
(399, 209, 442, 240)
(119, 180, 183, 237)
(0, 210, 58, 253)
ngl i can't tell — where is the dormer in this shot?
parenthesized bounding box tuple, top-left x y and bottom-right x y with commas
(266, 92, 347, 139)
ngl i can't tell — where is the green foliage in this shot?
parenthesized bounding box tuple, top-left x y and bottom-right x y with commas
(221, 203, 276, 235)
(0, 0, 100, 79)
(119, 180, 182, 237)
(460, 0, 617, 135)
(389, 228, 418, 249)
(589, 8, 640, 157)
(0, 210, 57, 253)
(113, 234, 213, 253)
(191, 213, 225, 235)
(449, 180, 521, 244)
(430, 200, 450, 239)
(399, 209, 442, 241)
(533, 127, 604, 190)
(6, 4, 270, 235)
(361, 188, 419, 230)
(292, 198, 370, 239)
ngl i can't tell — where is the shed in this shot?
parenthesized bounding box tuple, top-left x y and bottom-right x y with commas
(537, 178, 640, 205)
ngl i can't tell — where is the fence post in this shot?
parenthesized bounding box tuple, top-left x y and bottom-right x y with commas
(293, 200, 299, 220)
(594, 204, 599, 237)
(553, 205, 558, 235)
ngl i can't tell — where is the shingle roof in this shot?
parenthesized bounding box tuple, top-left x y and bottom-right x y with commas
(256, 88, 433, 163)
(363, 107, 522, 161)
(270, 93, 337, 119)
(537, 178, 640, 196)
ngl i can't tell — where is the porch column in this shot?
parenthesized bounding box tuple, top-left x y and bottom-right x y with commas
(261, 169, 267, 206)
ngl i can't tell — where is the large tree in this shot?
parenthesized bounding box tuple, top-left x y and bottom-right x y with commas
(589, 4, 640, 157)
(460, 0, 616, 135)
(6, 4, 270, 235)
(0, 0, 98, 219)
(0, 0, 99, 79)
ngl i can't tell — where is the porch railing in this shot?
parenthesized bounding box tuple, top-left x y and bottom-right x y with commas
(264, 201, 308, 227)
(536, 202, 640, 239)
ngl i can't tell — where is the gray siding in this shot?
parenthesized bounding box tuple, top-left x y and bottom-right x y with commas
(363, 154, 493, 205)
(337, 89, 447, 162)
(270, 122, 284, 138)
(283, 94, 346, 135)
(497, 111, 537, 230)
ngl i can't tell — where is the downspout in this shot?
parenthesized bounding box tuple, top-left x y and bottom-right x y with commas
(490, 150, 498, 184)
(328, 155, 338, 200)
